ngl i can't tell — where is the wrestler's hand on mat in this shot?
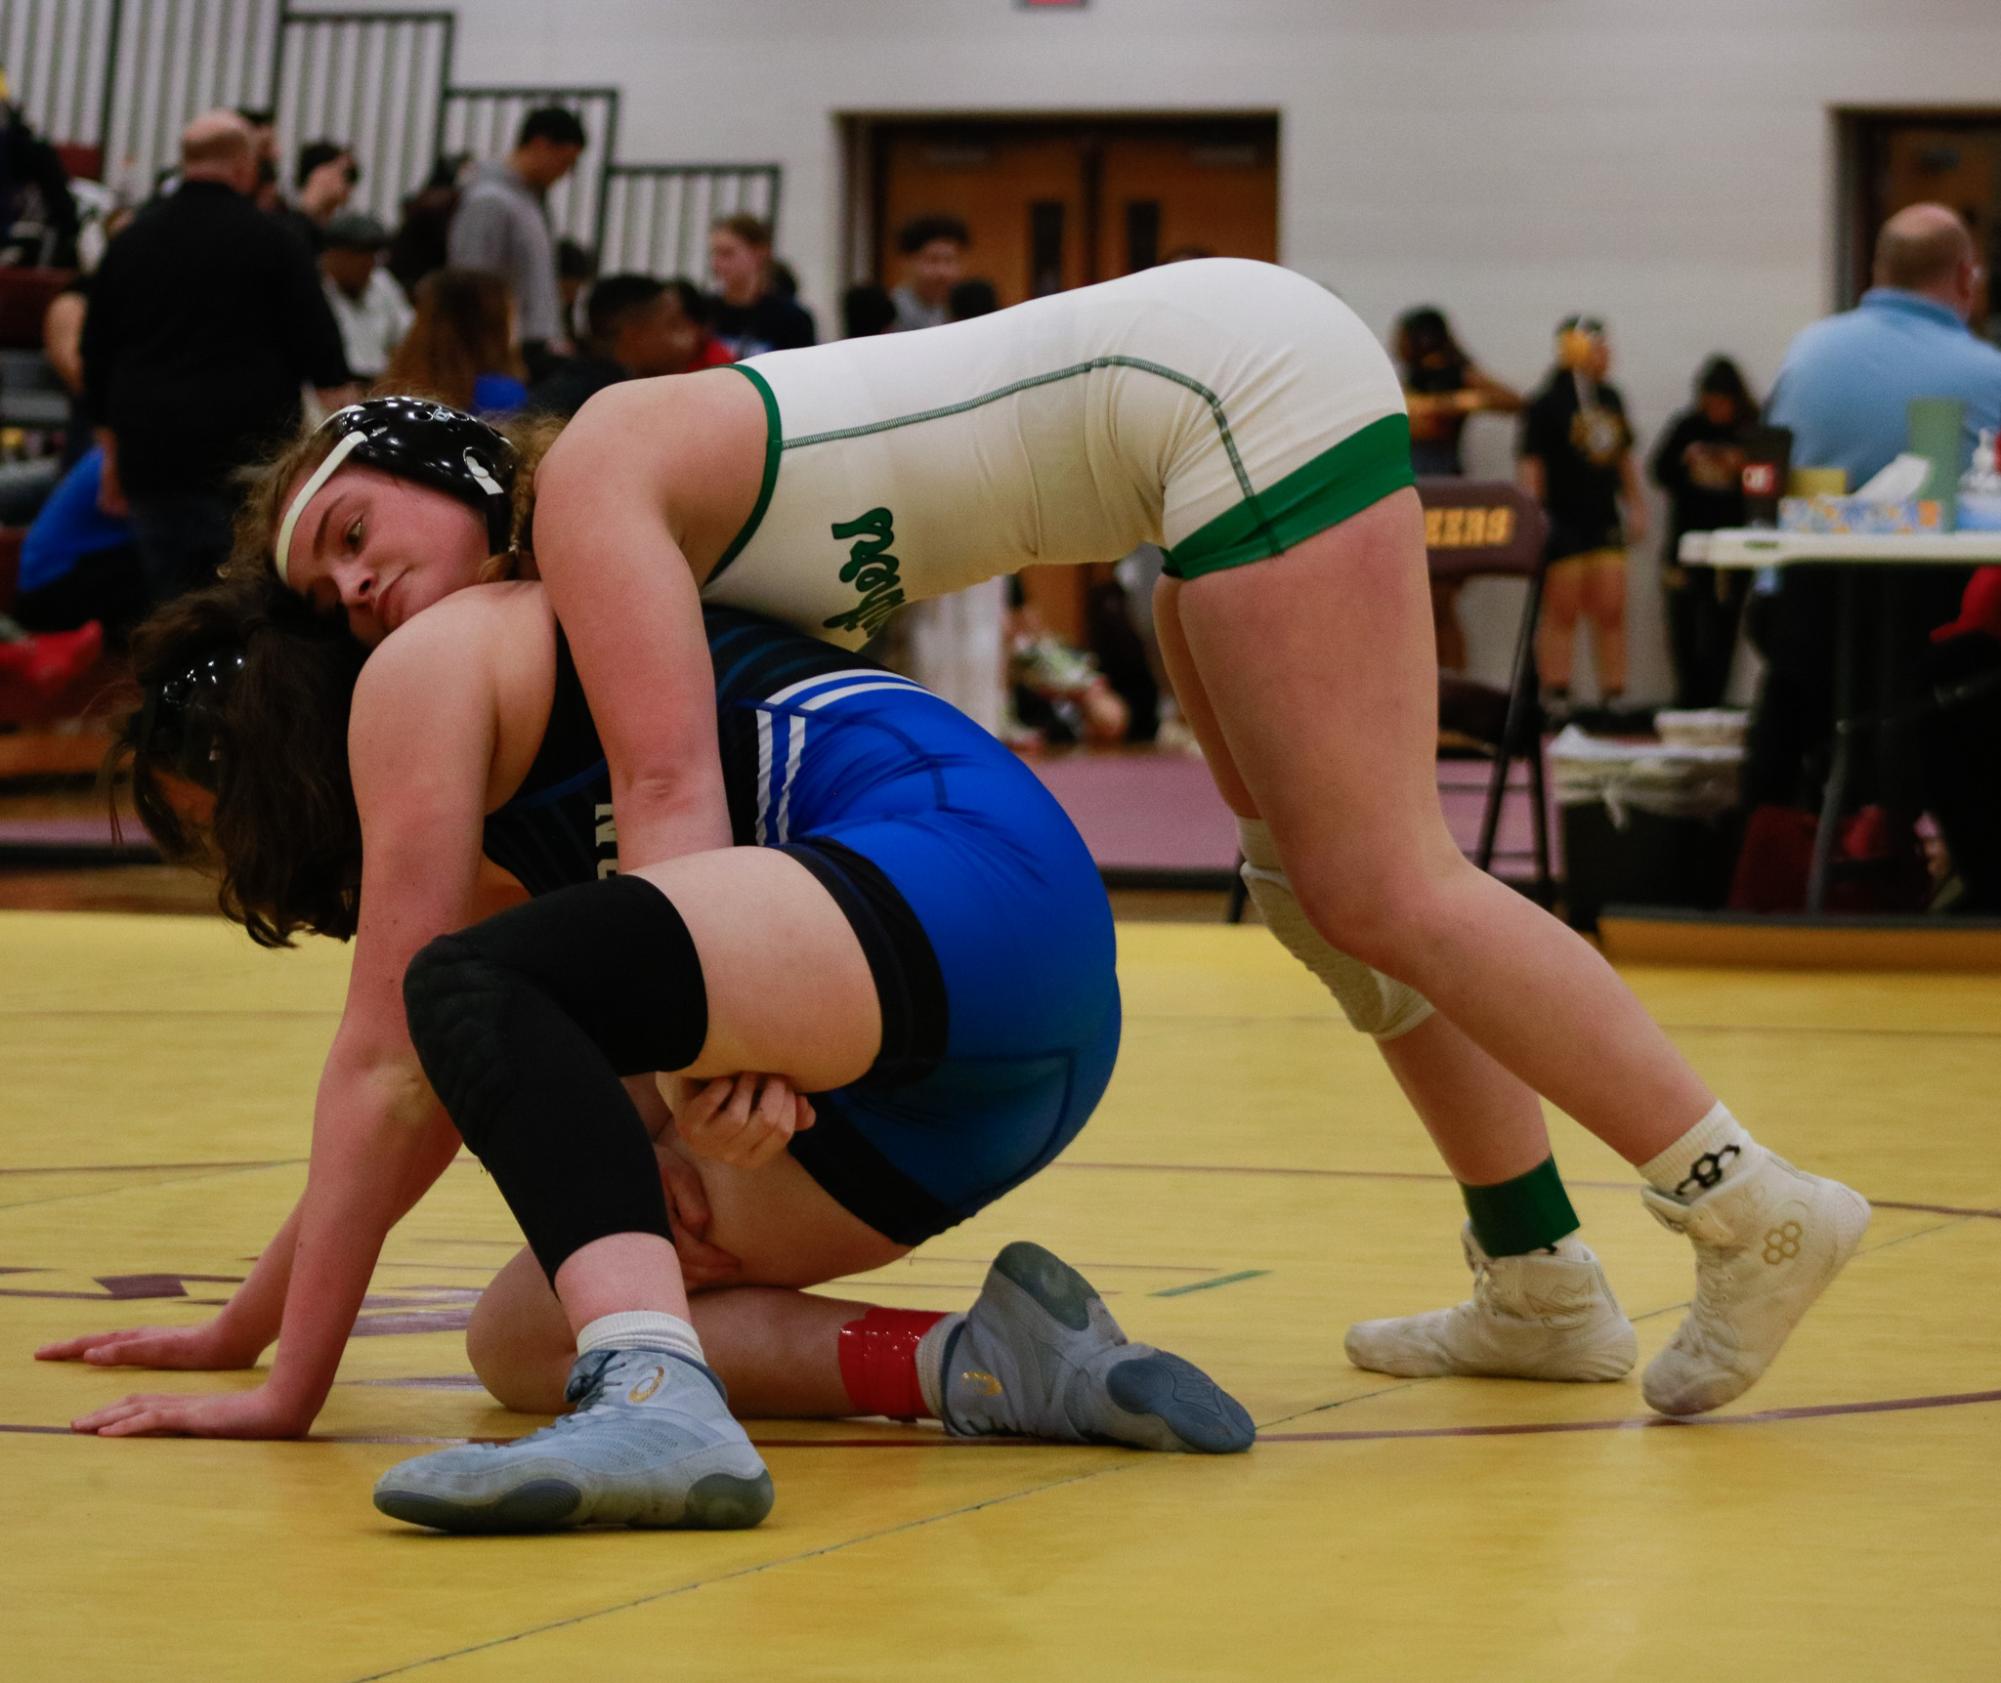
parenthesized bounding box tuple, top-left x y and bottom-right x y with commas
(654, 1137, 743, 1289)
(36, 1320, 262, 1372)
(673, 1072, 816, 1170)
(67, 1385, 309, 1440)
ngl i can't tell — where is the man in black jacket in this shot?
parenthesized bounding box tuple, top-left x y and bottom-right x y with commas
(83, 111, 355, 603)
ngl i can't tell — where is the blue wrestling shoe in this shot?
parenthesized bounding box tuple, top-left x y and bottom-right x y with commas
(936, 1242, 1255, 1453)
(372, 1347, 773, 1533)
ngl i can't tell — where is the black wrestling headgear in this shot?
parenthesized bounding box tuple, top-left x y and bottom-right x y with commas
(274, 396, 519, 580)
(134, 645, 245, 793)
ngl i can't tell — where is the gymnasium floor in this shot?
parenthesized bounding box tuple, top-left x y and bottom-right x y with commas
(3, 907, 1997, 1681)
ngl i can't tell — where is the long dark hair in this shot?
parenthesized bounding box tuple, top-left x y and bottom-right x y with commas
(383, 267, 524, 411)
(1394, 305, 1465, 377)
(109, 575, 369, 947)
(1695, 354, 1756, 421)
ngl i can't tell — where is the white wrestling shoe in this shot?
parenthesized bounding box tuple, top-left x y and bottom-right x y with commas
(1641, 1149, 1870, 1417)
(1344, 1225, 1637, 1382)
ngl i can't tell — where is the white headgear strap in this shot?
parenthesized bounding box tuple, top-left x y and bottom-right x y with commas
(273, 428, 368, 585)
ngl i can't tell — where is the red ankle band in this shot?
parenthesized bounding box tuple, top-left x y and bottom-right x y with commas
(837, 1308, 947, 1421)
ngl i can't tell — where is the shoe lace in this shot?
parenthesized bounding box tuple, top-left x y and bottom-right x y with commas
(559, 1348, 619, 1415)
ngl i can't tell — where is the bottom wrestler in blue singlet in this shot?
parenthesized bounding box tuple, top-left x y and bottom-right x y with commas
(481, 606, 1120, 1244)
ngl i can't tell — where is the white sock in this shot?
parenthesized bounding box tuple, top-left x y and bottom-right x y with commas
(914, 1313, 965, 1420)
(575, 1310, 706, 1368)
(1238, 815, 1281, 874)
(1639, 1102, 1759, 1200)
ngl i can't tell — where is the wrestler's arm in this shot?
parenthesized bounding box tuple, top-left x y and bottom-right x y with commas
(529, 375, 765, 870)
(65, 605, 504, 1438)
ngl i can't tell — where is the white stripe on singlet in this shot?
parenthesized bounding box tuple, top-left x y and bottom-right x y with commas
(753, 709, 775, 844)
(775, 716, 807, 842)
(762, 667, 922, 708)
(797, 679, 936, 713)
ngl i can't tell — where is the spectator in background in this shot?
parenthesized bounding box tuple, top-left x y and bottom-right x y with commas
(448, 107, 587, 374)
(1768, 204, 2001, 487)
(1394, 305, 1523, 670)
(899, 272, 1010, 732)
(272, 138, 358, 252)
(0, 100, 79, 266)
(890, 214, 970, 331)
(234, 109, 282, 212)
(389, 152, 469, 297)
(82, 110, 353, 603)
(949, 278, 999, 321)
(44, 266, 100, 470)
(841, 282, 897, 339)
(320, 211, 413, 381)
(39, 206, 134, 486)
(661, 277, 736, 373)
(383, 267, 526, 418)
(526, 274, 731, 417)
(707, 213, 815, 355)
(555, 238, 596, 343)
(10, 446, 143, 643)
(1651, 356, 1756, 708)
(1396, 307, 1523, 477)
(1518, 315, 1645, 718)
(1743, 202, 2001, 816)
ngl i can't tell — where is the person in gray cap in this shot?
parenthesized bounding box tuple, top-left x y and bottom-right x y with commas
(321, 211, 413, 382)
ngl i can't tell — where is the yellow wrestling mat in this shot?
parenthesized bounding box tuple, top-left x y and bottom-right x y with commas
(3, 910, 1997, 1681)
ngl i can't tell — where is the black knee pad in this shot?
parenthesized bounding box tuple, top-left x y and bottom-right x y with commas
(400, 875, 709, 1281)
(402, 933, 521, 1156)
(404, 874, 709, 1119)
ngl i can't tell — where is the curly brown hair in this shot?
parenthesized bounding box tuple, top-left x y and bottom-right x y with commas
(108, 574, 370, 947)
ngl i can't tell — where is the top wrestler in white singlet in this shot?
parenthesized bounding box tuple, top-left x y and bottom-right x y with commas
(700, 259, 1415, 650)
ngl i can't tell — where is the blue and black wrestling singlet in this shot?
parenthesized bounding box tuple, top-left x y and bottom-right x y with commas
(482, 606, 1120, 1243)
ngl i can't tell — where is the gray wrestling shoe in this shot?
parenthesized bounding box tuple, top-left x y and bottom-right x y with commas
(373, 1347, 773, 1533)
(935, 1242, 1255, 1453)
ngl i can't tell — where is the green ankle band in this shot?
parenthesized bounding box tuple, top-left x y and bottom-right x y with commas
(1460, 1157, 1580, 1257)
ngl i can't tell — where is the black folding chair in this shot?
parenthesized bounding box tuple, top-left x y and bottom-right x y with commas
(1425, 479, 1554, 902)
(1225, 478, 1551, 922)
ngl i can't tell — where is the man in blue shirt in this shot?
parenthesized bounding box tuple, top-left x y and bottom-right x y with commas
(1768, 202, 2001, 485)
(1745, 205, 2001, 818)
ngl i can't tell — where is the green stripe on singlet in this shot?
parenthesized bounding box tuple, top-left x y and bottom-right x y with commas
(1163, 412, 1415, 581)
(710, 363, 784, 582)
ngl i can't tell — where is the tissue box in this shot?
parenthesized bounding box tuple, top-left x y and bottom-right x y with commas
(1779, 497, 1943, 534)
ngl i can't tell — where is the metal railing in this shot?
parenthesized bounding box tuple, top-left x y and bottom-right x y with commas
(599, 162, 781, 279)
(274, 8, 454, 221)
(2, 2, 783, 283)
(101, 0, 282, 197)
(0, 0, 124, 162)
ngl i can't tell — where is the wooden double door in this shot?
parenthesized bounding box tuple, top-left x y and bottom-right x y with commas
(867, 116, 1279, 307)
(863, 117, 1279, 642)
